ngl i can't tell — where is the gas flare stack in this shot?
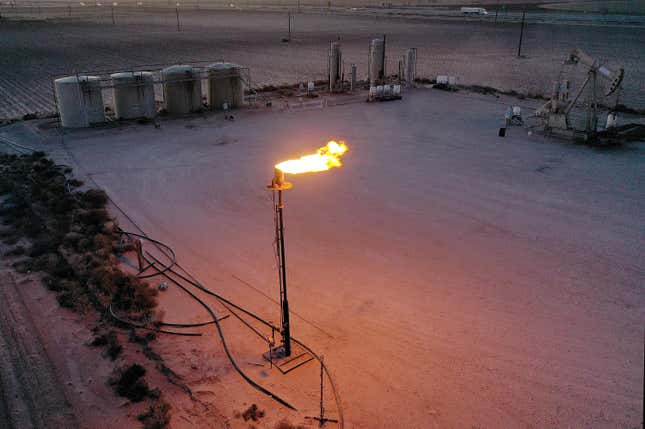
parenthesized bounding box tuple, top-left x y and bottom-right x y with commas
(264, 141, 348, 363)
(266, 167, 293, 358)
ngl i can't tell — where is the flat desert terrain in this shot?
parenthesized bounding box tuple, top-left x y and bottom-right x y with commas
(0, 8, 644, 119)
(3, 87, 642, 428)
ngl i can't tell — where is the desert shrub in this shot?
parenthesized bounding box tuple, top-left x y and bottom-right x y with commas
(4, 245, 25, 256)
(467, 84, 498, 95)
(12, 259, 33, 273)
(112, 364, 150, 402)
(0, 153, 159, 322)
(80, 189, 109, 209)
(76, 208, 110, 231)
(2, 234, 19, 245)
(241, 404, 265, 422)
(91, 330, 123, 360)
(56, 279, 90, 311)
(62, 231, 83, 248)
(137, 399, 171, 429)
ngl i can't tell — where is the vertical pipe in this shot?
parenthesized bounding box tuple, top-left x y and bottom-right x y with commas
(319, 356, 325, 421)
(517, 11, 525, 57)
(276, 190, 291, 356)
(406, 47, 416, 86)
(589, 71, 597, 133)
(381, 34, 386, 80)
(367, 40, 371, 84)
(328, 41, 332, 92)
(329, 41, 341, 92)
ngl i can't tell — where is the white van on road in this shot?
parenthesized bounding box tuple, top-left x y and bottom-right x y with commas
(461, 7, 488, 15)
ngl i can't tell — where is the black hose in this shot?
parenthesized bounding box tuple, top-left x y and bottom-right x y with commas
(146, 252, 271, 343)
(105, 231, 341, 421)
(108, 304, 202, 337)
(147, 258, 297, 411)
(146, 253, 344, 427)
(157, 315, 229, 328)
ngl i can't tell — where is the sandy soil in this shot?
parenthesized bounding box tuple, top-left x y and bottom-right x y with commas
(0, 9, 643, 119)
(5, 87, 642, 428)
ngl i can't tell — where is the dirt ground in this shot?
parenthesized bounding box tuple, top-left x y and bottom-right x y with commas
(2, 87, 642, 428)
(0, 8, 644, 119)
(0, 249, 135, 429)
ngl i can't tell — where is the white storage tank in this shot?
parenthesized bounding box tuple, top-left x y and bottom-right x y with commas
(161, 65, 202, 114)
(369, 38, 385, 85)
(206, 62, 244, 111)
(111, 71, 156, 120)
(54, 75, 105, 128)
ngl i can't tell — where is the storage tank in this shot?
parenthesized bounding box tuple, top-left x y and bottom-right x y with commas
(161, 65, 202, 114)
(111, 71, 156, 120)
(206, 62, 244, 111)
(368, 38, 385, 85)
(54, 75, 105, 128)
(328, 41, 342, 92)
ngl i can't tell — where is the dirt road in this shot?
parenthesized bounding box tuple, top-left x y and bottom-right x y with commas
(0, 269, 78, 429)
(0, 253, 139, 429)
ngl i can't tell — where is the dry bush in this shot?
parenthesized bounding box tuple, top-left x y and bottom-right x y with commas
(241, 404, 265, 422)
(0, 152, 159, 320)
(91, 330, 123, 360)
(137, 399, 171, 429)
(111, 364, 150, 402)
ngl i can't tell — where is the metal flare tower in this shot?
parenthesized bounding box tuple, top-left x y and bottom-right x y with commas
(267, 168, 293, 357)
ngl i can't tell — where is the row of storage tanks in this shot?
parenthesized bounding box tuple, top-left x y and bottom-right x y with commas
(55, 63, 244, 128)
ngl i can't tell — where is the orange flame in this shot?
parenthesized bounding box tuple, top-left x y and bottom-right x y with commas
(275, 141, 349, 174)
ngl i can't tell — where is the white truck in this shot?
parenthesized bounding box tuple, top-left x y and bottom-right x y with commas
(460, 7, 488, 15)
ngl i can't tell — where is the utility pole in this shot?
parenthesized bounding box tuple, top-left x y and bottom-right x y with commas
(517, 10, 526, 57)
(288, 11, 291, 41)
(175, 4, 181, 31)
(111, 3, 115, 24)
